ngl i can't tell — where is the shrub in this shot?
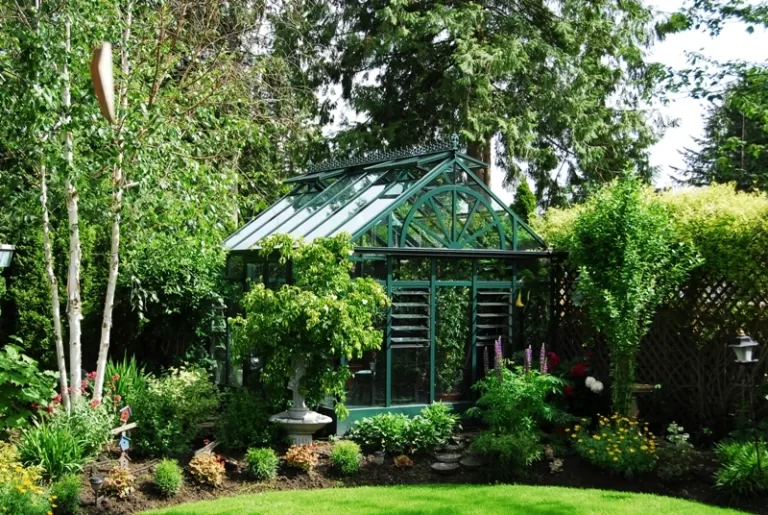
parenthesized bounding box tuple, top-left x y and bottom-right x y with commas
(715, 440, 768, 496)
(0, 344, 57, 430)
(102, 466, 136, 499)
(189, 453, 225, 487)
(656, 422, 697, 483)
(244, 448, 278, 481)
(573, 414, 657, 478)
(217, 389, 283, 452)
(18, 422, 87, 480)
(50, 473, 82, 515)
(347, 404, 458, 455)
(0, 441, 51, 514)
(471, 430, 542, 479)
(133, 366, 220, 456)
(467, 367, 569, 435)
(50, 401, 113, 459)
(284, 445, 317, 472)
(330, 441, 361, 476)
(154, 459, 184, 497)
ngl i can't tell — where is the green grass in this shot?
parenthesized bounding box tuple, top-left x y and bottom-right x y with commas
(142, 484, 746, 515)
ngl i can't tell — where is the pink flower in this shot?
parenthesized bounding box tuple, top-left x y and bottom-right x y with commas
(52, 393, 62, 404)
(112, 374, 120, 382)
(563, 385, 575, 398)
(113, 394, 121, 402)
(30, 402, 39, 413)
(86, 371, 97, 381)
(45, 405, 55, 414)
(90, 399, 101, 409)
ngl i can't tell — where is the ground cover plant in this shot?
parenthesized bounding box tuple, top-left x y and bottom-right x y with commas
(330, 441, 361, 476)
(244, 448, 278, 481)
(154, 459, 184, 498)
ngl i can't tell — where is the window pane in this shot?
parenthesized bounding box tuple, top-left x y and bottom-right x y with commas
(346, 350, 386, 407)
(225, 194, 302, 250)
(291, 171, 387, 238)
(436, 287, 471, 401)
(391, 348, 429, 405)
(233, 191, 319, 249)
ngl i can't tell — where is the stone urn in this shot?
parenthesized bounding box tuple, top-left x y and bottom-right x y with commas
(269, 358, 331, 445)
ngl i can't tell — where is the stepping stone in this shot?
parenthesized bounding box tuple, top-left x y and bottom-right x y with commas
(443, 443, 463, 453)
(435, 453, 462, 463)
(431, 462, 460, 475)
(460, 455, 486, 469)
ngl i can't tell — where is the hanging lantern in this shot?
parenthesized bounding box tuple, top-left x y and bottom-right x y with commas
(729, 332, 759, 364)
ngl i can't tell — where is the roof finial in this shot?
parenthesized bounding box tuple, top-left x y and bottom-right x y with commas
(451, 133, 460, 149)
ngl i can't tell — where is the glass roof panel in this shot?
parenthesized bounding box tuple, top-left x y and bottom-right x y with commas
(290, 171, 388, 239)
(278, 171, 385, 237)
(226, 192, 316, 251)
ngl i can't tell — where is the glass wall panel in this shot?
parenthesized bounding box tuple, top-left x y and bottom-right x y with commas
(234, 190, 323, 249)
(391, 348, 429, 405)
(435, 287, 471, 401)
(346, 350, 386, 407)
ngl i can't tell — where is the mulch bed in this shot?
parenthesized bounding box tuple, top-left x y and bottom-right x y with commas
(80, 441, 766, 515)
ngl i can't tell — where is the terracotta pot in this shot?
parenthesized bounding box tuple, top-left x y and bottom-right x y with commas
(438, 392, 462, 402)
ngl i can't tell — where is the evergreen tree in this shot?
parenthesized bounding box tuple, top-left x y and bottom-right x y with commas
(512, 180, 537, 223)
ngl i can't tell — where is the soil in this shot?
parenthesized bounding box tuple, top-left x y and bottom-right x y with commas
(80, 440, 767, 515)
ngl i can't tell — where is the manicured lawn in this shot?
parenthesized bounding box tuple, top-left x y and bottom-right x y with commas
(143, 484, 746, 515)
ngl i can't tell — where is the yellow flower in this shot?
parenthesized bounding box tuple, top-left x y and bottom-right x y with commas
(571, 433, 577, 439)
(593, 435, 601, 440)
(601, 433, 607, 437)
(565, 428, 571, 432)
(48, 512, 53, 515)
(630, 448, 635, 453)
(613, 457, 619, 462)
(589, 450, 595, 454)
(620, 436, 624, 441)
(640, 445, 648, 451)
(574, 425, 581, 431)
(578, 439, 584, 443)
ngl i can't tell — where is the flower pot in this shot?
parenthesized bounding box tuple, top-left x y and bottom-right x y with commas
(438, 392, 462, 402)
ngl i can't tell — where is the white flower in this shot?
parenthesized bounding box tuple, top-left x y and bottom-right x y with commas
(589, 381, 604, 394)
(585, 376, 596, 388)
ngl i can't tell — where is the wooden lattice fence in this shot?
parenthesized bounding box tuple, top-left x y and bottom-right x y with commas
(553, 266, 768, 435)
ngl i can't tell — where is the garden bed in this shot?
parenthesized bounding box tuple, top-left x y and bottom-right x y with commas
(78, 439, 766, 515)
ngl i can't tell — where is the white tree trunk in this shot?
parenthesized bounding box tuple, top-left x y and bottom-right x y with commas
(63, 17, 83, 401)
(94, 2, 132, 401)
(41, 165, 71, 412)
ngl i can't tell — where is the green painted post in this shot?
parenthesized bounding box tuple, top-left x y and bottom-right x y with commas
(385, 254, 393, 408)
(429, 258, 437, 404)
(471, 259, 478, 388)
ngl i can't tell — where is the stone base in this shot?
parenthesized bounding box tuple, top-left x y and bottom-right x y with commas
(269, 409, 332, 446)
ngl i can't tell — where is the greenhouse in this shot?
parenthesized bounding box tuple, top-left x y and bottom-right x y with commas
(223, 140, 560, 430)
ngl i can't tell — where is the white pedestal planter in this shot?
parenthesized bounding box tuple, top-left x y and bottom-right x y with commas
(269, 358, 331, 445)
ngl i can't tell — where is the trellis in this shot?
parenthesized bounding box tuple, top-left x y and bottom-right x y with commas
(554, 266, 768, 434)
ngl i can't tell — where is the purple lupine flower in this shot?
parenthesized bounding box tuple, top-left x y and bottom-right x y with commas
(524, 345, 532, 374)
(494, 337, 503, 380)
(540, 343, 547, 374)
(483, 346, 490, 376)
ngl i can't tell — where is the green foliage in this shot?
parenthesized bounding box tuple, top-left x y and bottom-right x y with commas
(49, 401, 113, 459)
(347, 404, 458, 454)
(233, 235, 390, 417)
(0, 441, 52, 515)
(572, 413, 657, 478)
(50, 473, 82, 515)
(216, 389, 284, 452)
(435, 288, 469, 395)
(562, 177, 700, 413)
(470, 431, 543, 479)
(512, 181, 538, 223)
(315, 0, 661, 204)
(467, 367, 569, 435)
(133, 367, 220, 457)
(657, 422, 697, 483)
(715, 440, 768, 496)
(0, 482, 52, 515)
(0, 345, 57, 430)
(105, 356, 150, 406)
(154, 459, 184, 497)
(17, 422, 87, 480)
(330, 441, 361, 476)
(244, 448, 279, 481)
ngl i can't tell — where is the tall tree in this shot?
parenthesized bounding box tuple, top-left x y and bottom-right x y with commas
(511, 180, 537, 223)
(316, 0, 662, 205)
(680, 70, 768, 192)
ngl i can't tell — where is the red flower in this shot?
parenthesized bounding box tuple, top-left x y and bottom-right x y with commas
(569, 363, 586, 378)
(203, 439, 210, 446)
(45, 405, 55, 414)
(563, 385, 575, 398)
(112, 374, 120, 382)
(52, 394, 62, 404)
(90, 399, 101, 409)
(30, 402, 39, 413)
(546, 352, 560, 368)
(86, 371, 97, 381)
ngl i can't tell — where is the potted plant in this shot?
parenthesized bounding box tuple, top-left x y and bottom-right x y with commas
(232, 234, 390, 442)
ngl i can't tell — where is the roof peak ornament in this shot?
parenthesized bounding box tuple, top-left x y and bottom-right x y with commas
(306, 140, 456, 174)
